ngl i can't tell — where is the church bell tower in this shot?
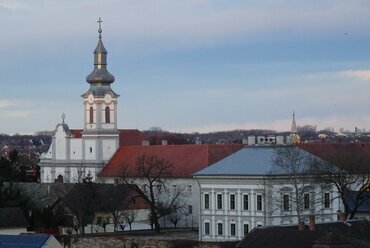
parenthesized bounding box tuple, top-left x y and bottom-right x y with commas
(81, 18, 120, 165)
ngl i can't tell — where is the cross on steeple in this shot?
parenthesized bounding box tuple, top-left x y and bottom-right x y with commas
(62, 112, 66, 123)
(97, 17, 103, 35)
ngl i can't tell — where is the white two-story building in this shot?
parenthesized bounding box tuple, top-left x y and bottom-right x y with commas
(194, 146, 342, 242)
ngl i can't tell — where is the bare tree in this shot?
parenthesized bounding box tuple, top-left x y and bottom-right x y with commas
(311, 152, 370, 220)
(122, 154, 186, 232)
(124, 211, 135, 231)
(62, 178, 97, 234)
(271, 146, 323, 224)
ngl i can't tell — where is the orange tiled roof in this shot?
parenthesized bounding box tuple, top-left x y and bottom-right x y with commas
(99, 144, 244, 178)
(69, 129, 149, 147)
(299, 142, 370, 172)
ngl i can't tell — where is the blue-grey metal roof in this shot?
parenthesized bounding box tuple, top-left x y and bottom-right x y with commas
(0, 235, 49, 248)
(194, 146, 322, 176)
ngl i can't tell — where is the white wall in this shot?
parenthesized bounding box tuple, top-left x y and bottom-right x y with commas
(55, 126, 66, 160)
(70, 139, 82, 160)
(197, 177, 341, 242)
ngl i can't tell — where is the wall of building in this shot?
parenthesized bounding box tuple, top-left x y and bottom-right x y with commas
(196, 176, 341, 242)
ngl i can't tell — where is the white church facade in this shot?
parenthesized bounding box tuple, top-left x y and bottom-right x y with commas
(39, 20, 146, 183)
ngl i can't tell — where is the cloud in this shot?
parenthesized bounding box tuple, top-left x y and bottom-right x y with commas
(0, 0, 31, 12)
(339, 70, 370, 81)
(2, 110, 31, 118)
(0, 100, 12, 108)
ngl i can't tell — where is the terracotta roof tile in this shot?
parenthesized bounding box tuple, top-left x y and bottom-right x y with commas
(99, 144, 244, 178)
(299, 143, 370, 172)
(69, 129, 149, 146)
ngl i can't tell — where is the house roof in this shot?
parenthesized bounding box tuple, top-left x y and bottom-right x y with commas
(62, 183, 148, 213)
(98, 144, 244, 178)
(0, 234, 50, 248)
(69, 129, 149, 146)
(194, 146, 322, 176)
(0, 208, 28, 229)
(345, 191, 370, 213)
(236, 220, 370, 248)
(15, 183, 74, 209)
(299, 143, 370, 173)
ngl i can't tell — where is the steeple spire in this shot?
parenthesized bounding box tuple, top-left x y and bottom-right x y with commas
(291, 111, 297, 134)
(86, 17, 115, 86)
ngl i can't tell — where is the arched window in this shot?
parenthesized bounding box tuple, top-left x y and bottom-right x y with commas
(89, 107, 94, 123)
(105, 106, 110, 123)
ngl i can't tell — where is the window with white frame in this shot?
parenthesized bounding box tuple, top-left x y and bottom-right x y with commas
(283, 194, 290, 211)
(204, 193, 210, 209)
(243, 194, 249, 210)
(304, 193, 310, 209)
(230, 194, 236, 210)
(204, 222, 210, 235)
(243, 224, 249, 236)
(324, 192, 330, 208)
(257, 194, 263, 211)
(230, 223, 236, 236)
(217, 222, 223, 235)
(217, 194, 223, 210)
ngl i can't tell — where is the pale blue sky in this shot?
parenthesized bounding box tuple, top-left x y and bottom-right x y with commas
(1, 0, 370, 134)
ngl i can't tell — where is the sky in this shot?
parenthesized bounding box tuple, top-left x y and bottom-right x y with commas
(1, 0, 370, 134)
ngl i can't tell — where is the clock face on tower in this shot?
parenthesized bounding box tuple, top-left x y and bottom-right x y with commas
(88, 94, 94, 104)
(104, 94, 112, 104)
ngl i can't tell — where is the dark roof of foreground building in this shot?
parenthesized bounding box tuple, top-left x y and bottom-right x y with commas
(0, 207, 28, 229)
(62, 183, 149, 213)
(236, 220, 370, 248)
(0, 234, 56, 248)
(14, 183, 74, 209)
(99, 144, 244, 178)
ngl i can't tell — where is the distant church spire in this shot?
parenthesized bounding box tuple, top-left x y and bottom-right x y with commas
(290, 111, 300, 144)
(86, 17, 115, 85)
(291, 111, 297, 134)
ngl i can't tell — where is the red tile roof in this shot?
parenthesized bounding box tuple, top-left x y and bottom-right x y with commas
(70, 129, 149, 146)
(70, 129, 83, 138)
(99, 144, 244, 178)
(119, 129, 149, 147)
(299, 143, 370, 172)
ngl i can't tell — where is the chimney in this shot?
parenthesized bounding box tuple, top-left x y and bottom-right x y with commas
(161, 140, 168, 146)
(309, 215, 315, 231)
(298, 222, 305, 231)
(142, 140, 150, 146)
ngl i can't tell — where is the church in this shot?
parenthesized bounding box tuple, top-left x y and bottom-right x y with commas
(39, 19, 148, 183)
(39, 19, 301, 184)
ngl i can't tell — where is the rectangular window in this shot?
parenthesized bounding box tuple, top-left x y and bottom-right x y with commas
(257, 194, 262, 211)
(304, 193, 310, 209)
(217, 194, 223, 210)
(204, 194, 210, 209)
(243, 195, 249, 210)
(324, 192, 330, 208)
(189, 205, 193, 214)
(230, 223, 236, 236)
(217, 223, 223, 235)
(205, 222, 210, 235)
(283, 194, 290, 211)
(230, 194, 235, 210)
(243, 224, 249, 236)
